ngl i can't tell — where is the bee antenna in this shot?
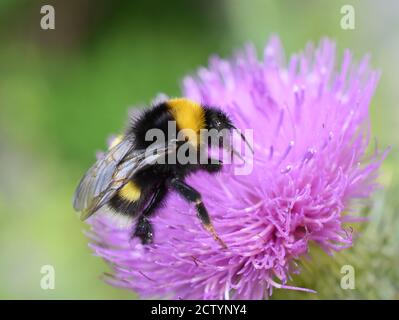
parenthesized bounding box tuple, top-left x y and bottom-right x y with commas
(232, 127, 254, 154)
(228, 145, 245, 163)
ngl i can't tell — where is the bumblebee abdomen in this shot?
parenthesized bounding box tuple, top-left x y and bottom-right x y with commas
(109, 181, 143, 216)
(118, 181, 141, 202)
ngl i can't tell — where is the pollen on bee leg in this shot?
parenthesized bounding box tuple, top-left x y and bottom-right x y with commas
(195, 199, 227, 249)
(203, 223, 228, 249)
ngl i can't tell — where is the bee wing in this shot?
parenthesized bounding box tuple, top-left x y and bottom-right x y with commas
(73, 138, 176, 220)
(73, 138, 134, 218)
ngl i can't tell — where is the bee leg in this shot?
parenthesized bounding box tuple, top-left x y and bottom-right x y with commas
(169, 178, 227, 249)
(134, 184, 167, 244)
(134, 216, 153, 244)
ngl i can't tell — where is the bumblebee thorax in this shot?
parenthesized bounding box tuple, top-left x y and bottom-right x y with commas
(167, 98, 205, 145)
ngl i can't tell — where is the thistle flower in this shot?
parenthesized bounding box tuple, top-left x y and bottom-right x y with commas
(88, 37, 386, 299)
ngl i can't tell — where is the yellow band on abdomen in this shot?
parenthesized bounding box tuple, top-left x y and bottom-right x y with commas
(118, 181, 141, 202)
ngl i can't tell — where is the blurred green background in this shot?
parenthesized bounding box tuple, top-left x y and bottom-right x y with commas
(0, 0, 398, 299)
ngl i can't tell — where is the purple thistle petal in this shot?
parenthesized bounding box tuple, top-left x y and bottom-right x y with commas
(88, 37, 387, 299)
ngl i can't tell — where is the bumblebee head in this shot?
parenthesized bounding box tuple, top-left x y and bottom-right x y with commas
(204, 107, 253, 159)
(204, 107, 234, 132)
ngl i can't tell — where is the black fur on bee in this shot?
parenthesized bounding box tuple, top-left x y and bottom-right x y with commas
(73, 98, 253, 248)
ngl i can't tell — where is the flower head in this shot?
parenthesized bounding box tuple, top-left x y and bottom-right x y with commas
(88, 37, 385, 299)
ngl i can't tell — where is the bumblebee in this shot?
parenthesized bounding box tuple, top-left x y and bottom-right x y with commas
(73, 98, 252, 248)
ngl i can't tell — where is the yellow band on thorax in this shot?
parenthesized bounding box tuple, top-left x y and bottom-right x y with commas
(167, 98, 205, 146)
